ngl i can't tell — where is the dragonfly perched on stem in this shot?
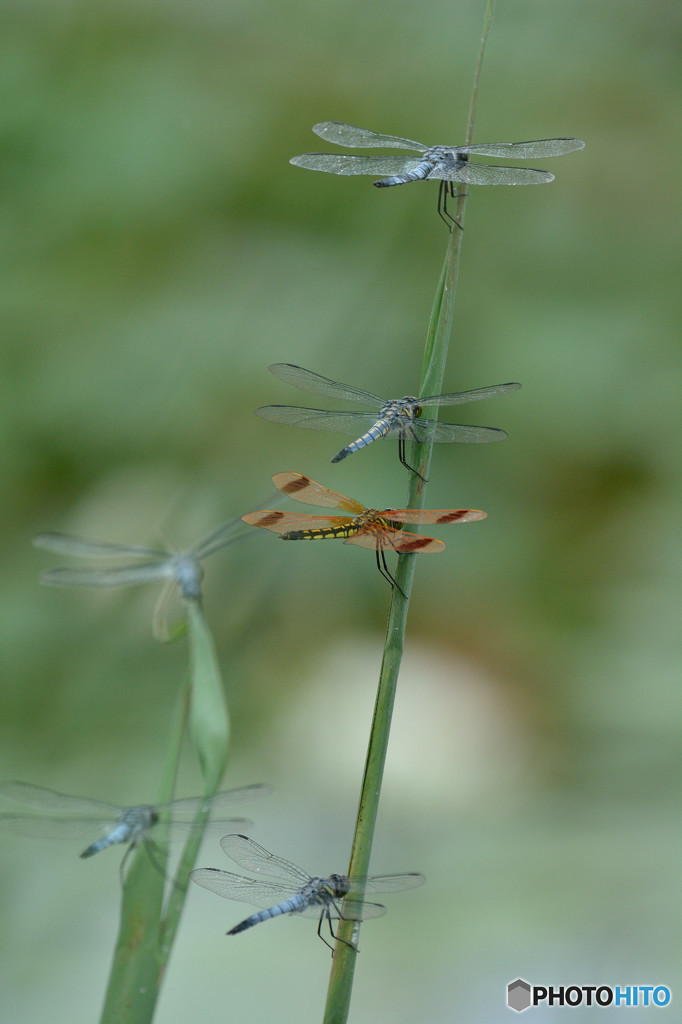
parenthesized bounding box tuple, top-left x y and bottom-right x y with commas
(32, 515, 251, 641)
(0, 782, 270, 882)
(256, 362, 521, 481)
(241, 472, 486, 595)
(191, 834, 425, 952)
(291, 121, 585, 228)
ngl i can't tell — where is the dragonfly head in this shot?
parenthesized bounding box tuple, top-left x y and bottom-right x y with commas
(405, 398, 424, 419)
(328, 874, 351, 899)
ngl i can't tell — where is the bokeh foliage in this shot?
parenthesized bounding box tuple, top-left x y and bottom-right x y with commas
(0, 1, 679, 1022)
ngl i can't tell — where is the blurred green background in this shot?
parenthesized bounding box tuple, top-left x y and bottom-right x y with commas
(0, 0, 679, 1021)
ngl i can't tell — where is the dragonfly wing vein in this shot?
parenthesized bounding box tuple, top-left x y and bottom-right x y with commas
(191, 868, 300, 907)
(40, 564, 173, 588)
(430, 162, 554, 185)
(290, 154, 425, 177)
(267, 364, 383, 404)
(32, 533, 167, 559)
(311, 122, 427, 150)
(219, 835, 312, 883)
(458, 138, 585, 158)
(420, 383, 522, 406)
(414, 421, 509, 443)
(0, 783, 120, 816)
(256, 407, 380, 435)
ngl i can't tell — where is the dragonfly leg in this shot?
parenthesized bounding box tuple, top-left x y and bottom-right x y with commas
(375, 549, 407, 599)
(398, 434, 427, 483)
(139, 838, 182, 889)
(118, 840, 136, 886)
(320, 908, 358, 955)
(438, 181, 464, 232)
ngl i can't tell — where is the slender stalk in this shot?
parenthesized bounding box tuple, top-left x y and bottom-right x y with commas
(99, 598, 230, 1023)
(99, 681, 189, 1023)
(158, 600, 230, 971)
(322, 4, 496, 1021)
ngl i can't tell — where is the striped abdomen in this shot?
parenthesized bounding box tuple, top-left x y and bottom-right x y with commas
(331, 416, 395, 463)
(281, 523, 359, 541)
(228, 895, 306, 935)
(374, 158, 435, 188)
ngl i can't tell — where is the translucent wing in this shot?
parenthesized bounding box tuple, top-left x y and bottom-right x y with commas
(0, 814, 122, 840)
(190, 517, 250, 559)
(411, 420, 509, 444)
(155, 785, 272, 818)
(242, 512, 354, 534)
(419, 383, 522, 407)
(219, 835, 312, 885)
(430, 162, 555, 185)
(346, 528, 445, 554)
(272, 473, 366, 515)
(191, 868, 301, 908)
(295, 897, 386, 921)
(455, 138, 585, 159)
(0, 782, 120, 817)
(147, 817, 252, 843)
(290, 154, 427, 177)
(40, 563, 174, 588)
(256, 407, 382, 436)
(311, 122, 428, 151)
(267, 364, 384, 405)
(384, 509, 487, 525)
(349, 873, 426, 894)
(32, 533, 167, 559)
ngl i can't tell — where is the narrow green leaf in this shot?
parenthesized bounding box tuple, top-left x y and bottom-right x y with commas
(186, 599, 230, 793)
(98, 685, 188, 1024)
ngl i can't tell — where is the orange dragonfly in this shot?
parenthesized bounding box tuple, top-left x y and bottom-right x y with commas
(241, 473, 486, 594)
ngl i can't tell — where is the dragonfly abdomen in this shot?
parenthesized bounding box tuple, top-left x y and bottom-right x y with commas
(331, 418, 394, 463)
(280, 524, 357, 541)
(373, 158, 434, 188)
(80, 836, 114, 858)
(228, 897, 305, 935)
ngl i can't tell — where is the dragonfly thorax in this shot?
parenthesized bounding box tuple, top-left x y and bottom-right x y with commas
(170, 555, 204, 601)
(119, 805, 157, 839)
(302, 874, 350, 907)
(379, 397, 422, 425)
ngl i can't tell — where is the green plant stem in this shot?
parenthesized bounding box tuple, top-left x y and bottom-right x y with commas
(322, 4, 495, 1022)
(99, 599, 230, 1024)
(158, 600, 230, 970)
(99, 681, 189, 1024)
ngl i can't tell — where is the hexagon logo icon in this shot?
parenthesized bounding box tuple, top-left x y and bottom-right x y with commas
(507, 978, 532, 1012)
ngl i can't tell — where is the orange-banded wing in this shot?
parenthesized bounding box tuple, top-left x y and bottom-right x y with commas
(241, 511, 356, 536)
(347, 527, 445, 554)
(345, 507, 487, 554)
(272, 472, 365, 514)
(383, 509, 487, 525)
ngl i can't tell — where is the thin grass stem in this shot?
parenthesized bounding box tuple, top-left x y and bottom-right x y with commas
(322, 4, 496, 1021)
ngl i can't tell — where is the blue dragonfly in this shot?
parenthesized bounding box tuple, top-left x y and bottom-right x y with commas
(0, 782, 269, 880)
(191, 834, 425, 951)
(256, 363, 521, 480)
(291, 121, 585, 227)
(33, 515, 251, 640)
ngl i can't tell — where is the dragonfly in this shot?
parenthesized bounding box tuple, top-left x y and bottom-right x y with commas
(191, 834, 425, 951)
(33, 515, 251, 641)
(0, 781, 269, 880)
(256, 362, 521, 480)
(290, 121, 585, 227)
(241, 472, 486, 595)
